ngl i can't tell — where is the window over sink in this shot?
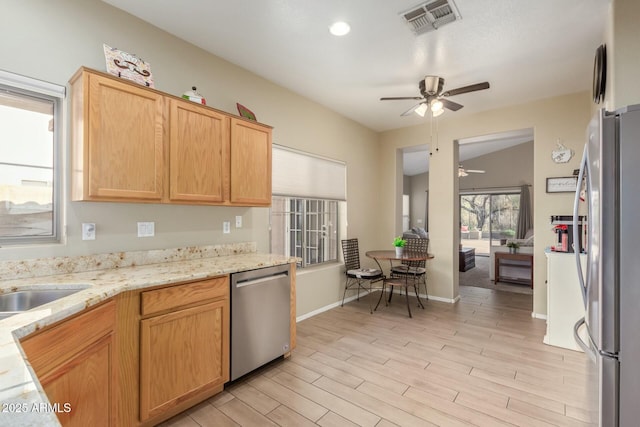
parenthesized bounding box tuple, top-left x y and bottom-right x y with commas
(0, 71, 64, 244)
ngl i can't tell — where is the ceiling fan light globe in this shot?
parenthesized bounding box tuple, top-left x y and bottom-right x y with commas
(432, 108, 444, 117)
(431, 98, 444, 110)
(414, 103, 428, 117)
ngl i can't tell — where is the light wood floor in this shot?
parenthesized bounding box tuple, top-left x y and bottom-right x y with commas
(159, 286, 595, 426)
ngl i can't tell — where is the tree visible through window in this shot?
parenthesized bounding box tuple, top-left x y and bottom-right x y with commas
(0, 79, 61, 243)
(460, 192, 520, 254)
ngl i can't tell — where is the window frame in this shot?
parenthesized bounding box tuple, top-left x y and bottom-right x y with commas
(0, 71, 64, 245)
(270, 196, 340, 268)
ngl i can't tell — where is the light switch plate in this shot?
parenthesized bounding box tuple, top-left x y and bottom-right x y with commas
(223, 221, 231, 234)
(235, 215, 242, 228)
(82, 223, 96, 240)
(137, 222, 155, 237)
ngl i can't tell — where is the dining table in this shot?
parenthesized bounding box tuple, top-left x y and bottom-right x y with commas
(365, 250, 434, 317)
(365, 250, 434, 268)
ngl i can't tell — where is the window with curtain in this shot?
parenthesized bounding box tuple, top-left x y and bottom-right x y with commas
(270, 145, 346, 267)
(0, 71, 64, 244)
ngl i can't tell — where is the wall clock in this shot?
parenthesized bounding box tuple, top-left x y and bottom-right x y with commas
(593, 44, 606, 104)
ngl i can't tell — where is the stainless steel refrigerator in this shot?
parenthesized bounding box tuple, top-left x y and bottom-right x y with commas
(573, 105, 640, 427)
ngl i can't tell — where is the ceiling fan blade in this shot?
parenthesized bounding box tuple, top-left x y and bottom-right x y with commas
(381, 96, 424, 101)
(400, 102, 425, 116)
(442, 82, 490, 97)
(441, 98, 464, 111)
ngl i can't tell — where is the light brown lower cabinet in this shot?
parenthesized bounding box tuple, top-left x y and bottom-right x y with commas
(139, 299, 228, 421)
(18, 271, 293, 426)
(20, 300, 117, 427)
(117, 276, 230, 426)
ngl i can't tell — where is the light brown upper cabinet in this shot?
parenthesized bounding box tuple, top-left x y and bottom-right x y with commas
(169, 100, 229, 203)
(230, 118, 272, 206)
(70, 67, 272, 206)
(70, 69, 164, 202)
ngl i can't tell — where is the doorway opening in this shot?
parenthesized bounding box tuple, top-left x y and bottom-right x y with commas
(457, 128, 534, 295)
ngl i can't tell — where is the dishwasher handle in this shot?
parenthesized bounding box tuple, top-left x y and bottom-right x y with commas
(235, 272, 289, 288)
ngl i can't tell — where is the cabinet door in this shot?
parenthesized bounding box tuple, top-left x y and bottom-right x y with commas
(39, 334, 116, 427)
(139, 299, 229, 421)
(169, 100, 229, 203)
(20, 301, 117, 426)
(87, 73, 164, 200)
(229, 118, 272, 206)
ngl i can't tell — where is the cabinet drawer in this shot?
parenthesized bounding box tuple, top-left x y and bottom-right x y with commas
(21, 300, 116, 376)
(141, 276, 228, 316)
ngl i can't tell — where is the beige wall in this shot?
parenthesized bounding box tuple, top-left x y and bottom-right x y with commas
(408, 173, 429, 230)
(380, 92, 592, 314)
(609, 0, 640, 109)
(459, 141, 534, 191)
(0, 0, 381, 317)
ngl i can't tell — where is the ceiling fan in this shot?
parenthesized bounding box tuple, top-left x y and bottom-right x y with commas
(458, 164, 485, 177)
(381, 76, 490, 117)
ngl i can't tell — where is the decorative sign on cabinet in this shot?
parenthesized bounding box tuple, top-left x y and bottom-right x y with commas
(69, 67, 272, 207)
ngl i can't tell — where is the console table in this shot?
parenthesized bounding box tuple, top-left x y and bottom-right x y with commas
(494, 252, 533, 287)
(459, 247, 475, 272)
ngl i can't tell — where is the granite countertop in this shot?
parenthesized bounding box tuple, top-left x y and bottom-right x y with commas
(0, 243, 296, 426)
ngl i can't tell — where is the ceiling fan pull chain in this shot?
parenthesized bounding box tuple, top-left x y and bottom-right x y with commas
(435, 114, 439, 153)
(429, 113, 434, 155)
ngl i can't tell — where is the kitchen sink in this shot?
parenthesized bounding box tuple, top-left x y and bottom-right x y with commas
(0, 287, 91, 318)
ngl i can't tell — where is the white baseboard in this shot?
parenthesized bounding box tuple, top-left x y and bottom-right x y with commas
(296, 291, 373, 322)
(296, 289, 457, 323)
(532, 312, 547, 320)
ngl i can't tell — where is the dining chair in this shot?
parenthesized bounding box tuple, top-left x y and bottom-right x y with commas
(389, 237, 429, 309)
(375, 275, 415, 317)
(341, 238, 384, 313)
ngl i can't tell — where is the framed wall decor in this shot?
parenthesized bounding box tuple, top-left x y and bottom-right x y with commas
(103, 44, 154, 87)
(546, 176, 578, 193)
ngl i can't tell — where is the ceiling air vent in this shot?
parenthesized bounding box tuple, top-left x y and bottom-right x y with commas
(401, 0, 462, 35)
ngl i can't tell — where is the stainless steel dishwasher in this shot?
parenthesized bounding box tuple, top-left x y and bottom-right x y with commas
(230, 263, 291, 381)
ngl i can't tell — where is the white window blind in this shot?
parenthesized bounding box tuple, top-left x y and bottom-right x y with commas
(272, 145, 346, 201)
(0, 70, 65, 98)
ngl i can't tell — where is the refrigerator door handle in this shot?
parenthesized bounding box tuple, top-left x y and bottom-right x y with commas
(573, 144, 589, 307)
(574, 317, 596, 362)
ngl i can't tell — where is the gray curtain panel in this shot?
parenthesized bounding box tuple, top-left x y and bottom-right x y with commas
(516, 184, 533, 239)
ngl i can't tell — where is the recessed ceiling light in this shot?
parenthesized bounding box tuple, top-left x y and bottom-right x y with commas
(329, 21, 351, 36)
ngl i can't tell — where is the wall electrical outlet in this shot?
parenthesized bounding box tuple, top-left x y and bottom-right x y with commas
(235, 215, 242, 228)
(82, 223, 96, 240)
(137, 222, 155, 237)
(223, 221, 231, 234)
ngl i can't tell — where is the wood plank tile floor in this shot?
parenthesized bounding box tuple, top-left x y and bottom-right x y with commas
(159, 286, 595, 426)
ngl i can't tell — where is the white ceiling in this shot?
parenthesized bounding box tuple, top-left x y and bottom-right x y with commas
(102, 0, 608, 133)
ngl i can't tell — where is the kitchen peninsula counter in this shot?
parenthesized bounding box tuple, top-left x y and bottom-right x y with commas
(0, 243, 296, 426)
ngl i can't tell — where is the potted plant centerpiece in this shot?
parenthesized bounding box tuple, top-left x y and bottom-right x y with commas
(394, 236, 407, 257)
(507, 241, 520, 254)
